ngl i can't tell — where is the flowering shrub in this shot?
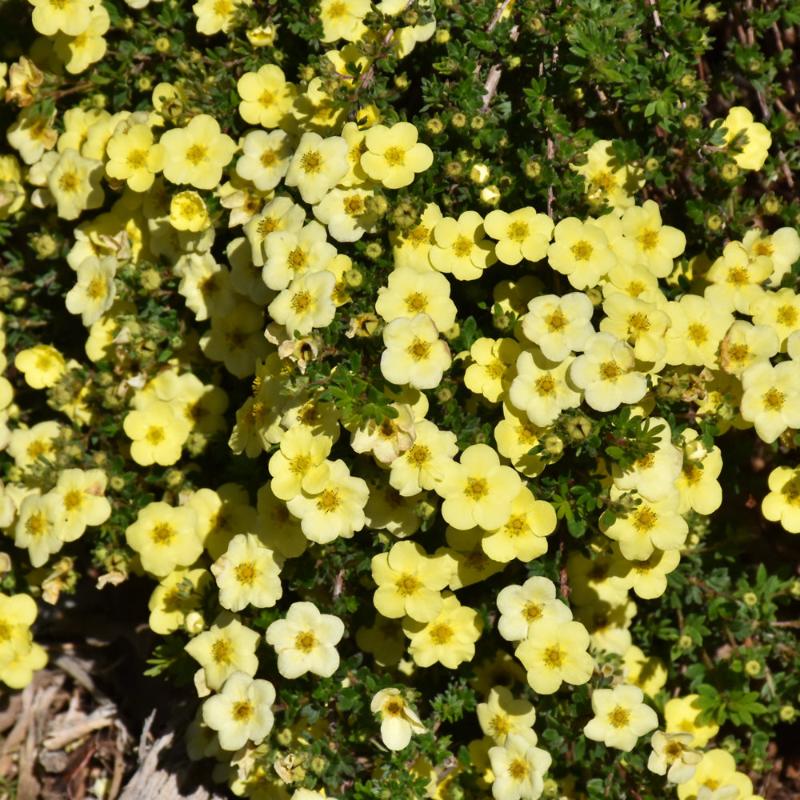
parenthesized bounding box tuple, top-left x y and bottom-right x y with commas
(1, 0, 799, 798)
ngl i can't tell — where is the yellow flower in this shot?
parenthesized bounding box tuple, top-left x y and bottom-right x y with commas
(160, 115, 236, 190)
(622, 645, 667, 698)
(488, 734, 552, 800)
(235, 129, 292, 192)
(481, 488, 556, 564)
(192, 0, 249, 35)
(751, 287, 800, 351)
(522, 292, 595, 362)
(148, 568, 209, 635)
(616, 547, 681, 599)
(350, 403, 416, 465)
(664, 694, 719, 747)
(675, 429, 724, 515)
(573, 139, 642, 210)
(0, 592, 38, 664)
(14, 492, 64, 568)
(313, 186, 378, 242)
(611, 418, 682, 502)
(265, 601, 344, 678)
(7, 109, 58, 165)
(285, 131, 349, 204)
(484, 207, 554, 265)
(125, 501, 202, 577)
(602, 488, 688, 561)
(620, 200, 686, 278)
(380, 313, 452, 390)
(436, 443, 522, 530)
(123, 399, 191, 466)
(719, 320, 779, 377)
(169, 191, 210, 232)
(429, 210, 496, 281)
(211, 533, 282, 612)
(761, 465, 800, 533)
(202, 671, 275, 751)
(319, 0, 371, 43)
(496, 576, 572, 642)
(569, 332, 647, 412)
(375, 267, 457, 332)
(391, 202, 442, 270)
(48, 148, 105, 220)
(494, 403, 547, 479)
(14, 345, 65, 389)
(664, 294, 734, 369)
(65, 255, 117, 326)
(269, 426, 332, 501)
(465, 338, 521, 403)
(388, 419, 458, 496)
(704, 241, 771, 315)
(52, 468, 111, 542)
(361, 122, 433, 189)
(105, 123, 164, 192)
(185, 614, 260, 691)
(647, 731, 702, 785)
(740, 360, 800, 443)
(600, 292, 671, 364)
(0, 594, 47, 689)
(53, 4, 110, 75)
(583, 684, 658, 751)
(403, 593, 482, 668)
(237, 64, 294, 128)
(677, 748, 756, 800)
(371, 688, 426, 751)
(285, 458, 369, 543)
(28, 0, 92, 36)
(371, 540, 452, 622)
(547, 217, 616, 290)
(742, 226, 800, 286)
(268, 269, 338, 336)
(719, 106, 771, 170)
(514, 617, 594, 694)
(7, 420, 60, 471)
(263, 220, 337, 291)
(477, 686, 537, 746)
(508, 348, 581, 427)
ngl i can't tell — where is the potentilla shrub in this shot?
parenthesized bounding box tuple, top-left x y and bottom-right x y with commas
(0, 0, 799, 799)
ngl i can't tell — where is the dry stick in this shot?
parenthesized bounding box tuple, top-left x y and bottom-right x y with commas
(646, 0, 670, 57)
(487, 0, 513, 33)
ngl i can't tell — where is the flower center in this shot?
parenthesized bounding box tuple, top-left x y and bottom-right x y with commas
(428, 622, 454, 645)
(570, 240, 593, 261)
(406, 338, 431, 361)
(395, 573, 421, 597)
(632, 506, 657, 532)
(464, 476, 489, 500)
(638, 229, 659, 251)
(186, 144, 207, 165)
(508, 758, 529, 781)
(384, 146, 405, 166)
(300, 150, 323, 174)
(150, 523, 175, 545)
(599, 361, 622, 381)
(452, 235, 473, 258)
(404, 292, 428, 313)
(542, 644, 564, 668)
(508, 221, 529, 242)
(608, 705, 631, 728)
(295, 630, 317, 653)
(762, 387, 785, 411)
(232, 701, 254, 722)
(234, 561, 258, 585)
(316, 488, 342, 512)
